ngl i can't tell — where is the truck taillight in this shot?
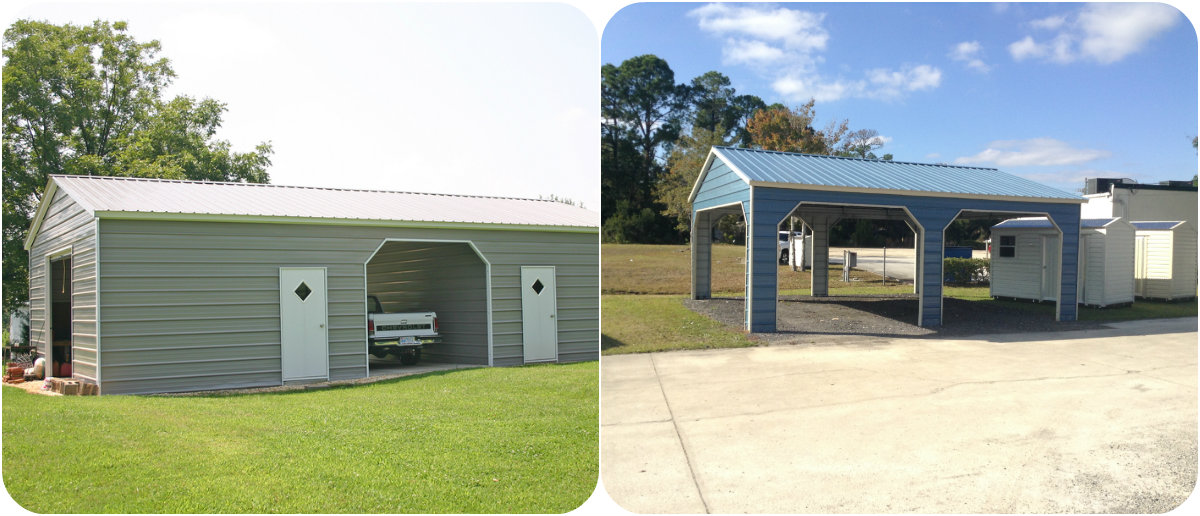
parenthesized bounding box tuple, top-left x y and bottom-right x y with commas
(434, 317, 439, 333)
(367, 319, 374, 335)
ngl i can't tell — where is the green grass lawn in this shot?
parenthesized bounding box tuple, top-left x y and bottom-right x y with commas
(602, 295, 756, 354)
(603, 242, 893, 295)
(2, 363, 597, 513)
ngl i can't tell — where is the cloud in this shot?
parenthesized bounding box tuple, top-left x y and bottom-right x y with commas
(689, 3, 828, 52)
(688, 3, 940, 103)
(723, 38, 788, 65)
(771, 64, 941, 102)
(1008, 4, 1179, 64)
(949, 41, 990, 72)
(1030, 15, 1067, 30)
(954, 138, 1111, 167)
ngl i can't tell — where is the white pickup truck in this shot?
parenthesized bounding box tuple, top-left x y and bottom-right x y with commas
(366, 295, 441, 365)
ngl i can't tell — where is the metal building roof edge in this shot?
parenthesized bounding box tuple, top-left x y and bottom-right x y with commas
(750, 180, 1084, 204)
(24, 175, 599, 249)
(91, 210, 600, 233)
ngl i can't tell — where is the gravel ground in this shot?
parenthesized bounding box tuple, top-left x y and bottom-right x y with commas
(685, 294, 1106, 344)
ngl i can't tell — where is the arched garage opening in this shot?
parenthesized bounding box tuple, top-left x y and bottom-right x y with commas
(689, 146, 1083, 333)
(365, 240, 491, 369)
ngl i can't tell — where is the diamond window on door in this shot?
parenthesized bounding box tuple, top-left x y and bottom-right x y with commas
(531, 279, 544, 295)
(295, 282, 312, 301)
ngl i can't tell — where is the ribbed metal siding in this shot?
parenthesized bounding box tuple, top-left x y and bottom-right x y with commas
(714, 146, 1081, 201)
(367, 242, 488, 364)
(96, 219, 597, 394)
(27, 189, 99, 382)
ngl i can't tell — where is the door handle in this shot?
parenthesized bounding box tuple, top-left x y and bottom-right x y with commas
(319, 323, 325, 328)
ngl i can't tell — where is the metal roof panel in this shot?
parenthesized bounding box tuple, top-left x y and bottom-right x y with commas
(50, 175, 599, 228)
(714, 146, 1082, 201)
(1130, 221, 1185, 230)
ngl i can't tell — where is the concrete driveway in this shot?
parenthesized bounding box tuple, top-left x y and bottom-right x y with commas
(601, 318, 1197, 513)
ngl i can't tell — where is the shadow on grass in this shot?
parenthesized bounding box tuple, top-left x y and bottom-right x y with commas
(155, 367, 484, 399)
(601, 334, 627, 352)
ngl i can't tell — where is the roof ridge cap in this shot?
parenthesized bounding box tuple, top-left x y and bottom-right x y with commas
(48, 174, 563, 204)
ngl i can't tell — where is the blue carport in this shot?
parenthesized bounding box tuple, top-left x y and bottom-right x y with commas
(689, 147, 1084, 331)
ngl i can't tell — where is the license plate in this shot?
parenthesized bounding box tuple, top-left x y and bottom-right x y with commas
(399, 336, 419, 345)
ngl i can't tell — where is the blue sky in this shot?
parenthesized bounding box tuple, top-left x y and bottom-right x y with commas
(602, 2, 1198, 194)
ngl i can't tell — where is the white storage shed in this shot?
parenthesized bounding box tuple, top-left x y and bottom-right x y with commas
(989, 217, 1136, 307)
(1131, 221, 1197, 300)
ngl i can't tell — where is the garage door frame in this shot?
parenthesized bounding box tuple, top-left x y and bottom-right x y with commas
(364, 238, 494, 373)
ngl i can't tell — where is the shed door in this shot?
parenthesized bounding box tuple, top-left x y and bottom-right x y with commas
(280, 267, 329, 381)
(1078, 235, 1090, 304)
(1134, 235, 1148, 296)
(521, 266, 558, 363)
(1041, 235, 1058, 301)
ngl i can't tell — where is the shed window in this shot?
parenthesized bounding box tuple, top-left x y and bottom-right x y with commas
(998, 236, 1016, 258)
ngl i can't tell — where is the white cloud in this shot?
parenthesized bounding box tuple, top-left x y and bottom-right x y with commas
(1008, 36, 1042, 61)
(1030, 15, 1067, 30)
(689, 3, 829, 52)
(690, 3, 940, 103)
(723, 38, 787, 65)
(1008, 4, 1179, 64)
(771, 74, 852, 103)
(954, 138, 1111, 167)
(949, 41, 990, 72)
(771, 64, 941, 102)
(866, 64, 942, 95)
(1077, 3, 1180, 64)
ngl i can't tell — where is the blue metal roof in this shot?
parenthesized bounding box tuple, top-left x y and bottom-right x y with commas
(993, 217, 1116, 230)
(712, 146, 1082, 202)
(1082, 218, 1118, 228)
(1131, 221, 1185, 230)
(993, 217, 1055, 229)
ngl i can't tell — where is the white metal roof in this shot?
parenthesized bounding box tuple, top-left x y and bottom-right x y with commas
(27, 175, 597, 248)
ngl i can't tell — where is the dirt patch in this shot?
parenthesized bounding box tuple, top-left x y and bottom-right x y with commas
(684, 294, 1105, 345)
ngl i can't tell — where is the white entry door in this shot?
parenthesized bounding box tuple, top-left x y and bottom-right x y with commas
(521, 266, 558, 363)
(280, 267, 329, 381)
(1041, 236, 1059, 301)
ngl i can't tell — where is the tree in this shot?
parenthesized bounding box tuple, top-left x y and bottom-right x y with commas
(688, 71, 765, 147)
(744, 99, 852, 155)
(839, 128, 886, 159)
(3, 19, 273, 320)
(600, 55, 690, 242)
(656, 125, 733, 238)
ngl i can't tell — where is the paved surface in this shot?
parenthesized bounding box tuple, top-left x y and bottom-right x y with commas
(823, 247, 988, 282)
(602, 318, 1198, 513)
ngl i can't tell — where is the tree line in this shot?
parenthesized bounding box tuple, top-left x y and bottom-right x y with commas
(3, 19, 274, 322)
(601, 54, 892, 245)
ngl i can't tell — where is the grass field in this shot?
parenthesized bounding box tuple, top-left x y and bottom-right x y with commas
(602, 243, 1197, 355)
(2, 363, 597, 513)
(602, 243, 897, 295)
(602, 295, 756, 354)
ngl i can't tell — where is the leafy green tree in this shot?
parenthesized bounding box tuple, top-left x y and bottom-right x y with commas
(600, 55, 690, 241)
(688, 71, 764, 147)
(745, 99, 850, 155)
(3, 19, 272, 319)
(656, 125, 733, 238)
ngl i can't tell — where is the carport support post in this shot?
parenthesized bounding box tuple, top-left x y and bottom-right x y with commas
(691, 209, 713, 300)
(1050, 209, 1081, 321)
(916, 212, 957, 327)
(809, 216, 834, 297)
